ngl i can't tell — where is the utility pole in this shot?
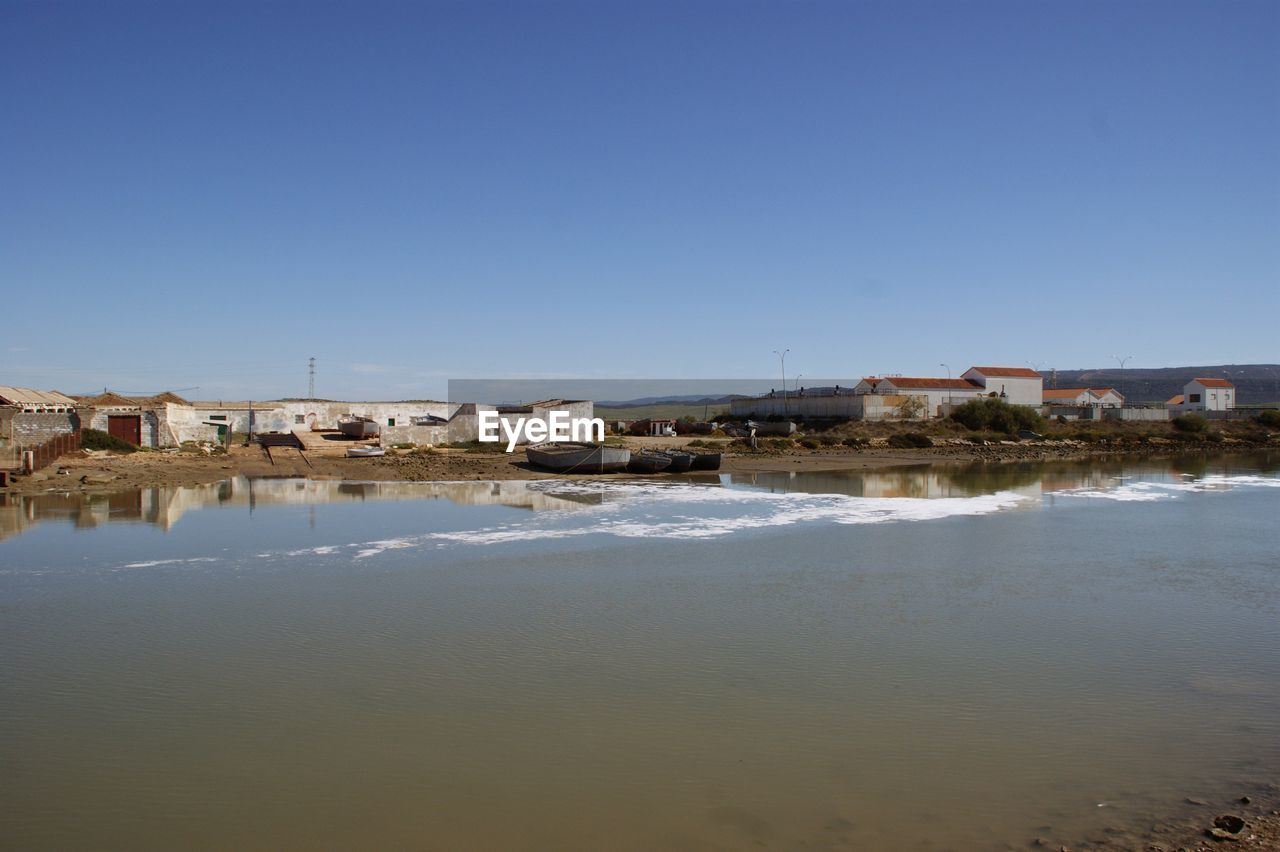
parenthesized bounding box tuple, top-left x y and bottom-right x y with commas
(773, 349, 790, 416)
(940, 363, 951, 379)
(308, 356, 316, 399)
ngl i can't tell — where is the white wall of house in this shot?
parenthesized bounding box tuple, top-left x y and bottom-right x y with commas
(962, 369, 1044, 406)
(1182, 380, 1234, 412)
(1042, 389, 1096, 406)
(1090, 389, 1124, 407)
(874, 382, 983, 416)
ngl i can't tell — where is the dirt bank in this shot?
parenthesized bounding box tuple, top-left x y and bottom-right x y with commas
(3, 433, 1275, 495)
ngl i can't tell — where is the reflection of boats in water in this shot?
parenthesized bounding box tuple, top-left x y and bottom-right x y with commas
(526, 442, 630, 473)
(338, 417, 380, 439)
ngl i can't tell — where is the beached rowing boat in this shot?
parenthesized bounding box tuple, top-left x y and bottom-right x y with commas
(526, 442, 630, 473)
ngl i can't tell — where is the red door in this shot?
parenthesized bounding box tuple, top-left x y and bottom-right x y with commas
(107, 415, 142, 446)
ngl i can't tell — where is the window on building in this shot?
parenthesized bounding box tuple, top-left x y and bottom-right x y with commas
(209, 415, 227, 421)
(295, 415, 305, 424)
(388, 418, 396, 426)
(1189, 393, 1201, 403)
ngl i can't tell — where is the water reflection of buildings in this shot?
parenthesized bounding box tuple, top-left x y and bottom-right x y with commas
(0, 478, 602, 542)
(727, 465, 1049, 501)
(726, 456, 1269, 503)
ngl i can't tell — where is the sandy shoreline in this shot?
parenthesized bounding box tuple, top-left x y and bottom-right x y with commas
(2, 432, 1274, 496)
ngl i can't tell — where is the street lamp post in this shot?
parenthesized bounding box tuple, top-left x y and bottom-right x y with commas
(773, 349, 790, 415)
(1111, 354, 1133, 404)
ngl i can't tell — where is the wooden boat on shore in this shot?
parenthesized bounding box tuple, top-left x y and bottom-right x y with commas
(627, 450, 673, 474)
(339, 417, 380, 439)
(658, 450, 694, 473)
(526, 442, 630, 473)
(687, 451, 722, 471)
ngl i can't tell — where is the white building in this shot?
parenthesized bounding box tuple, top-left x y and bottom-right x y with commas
(1042, 387, 1124, 408)
(961, 367, 1044, 406)
(866, 377, 985, 417)
(1167, 378, 1235, 413)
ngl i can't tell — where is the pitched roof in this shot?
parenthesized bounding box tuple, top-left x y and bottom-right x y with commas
(880, 377, 983, 390)
(144, 391, 191, 406)
(0, 386, 78, 407)
(1088, 387, 1121, 396)
(1191, 377, 1234, 388)
(78, 391, 140, 408)
(1166, 394, 1184, 405)
(966, 366, 1043, 378)
(1042, 388, 1093, 400)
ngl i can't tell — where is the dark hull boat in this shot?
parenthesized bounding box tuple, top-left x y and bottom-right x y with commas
(627, 450, 673, 474)
(526, 442, 631, 473)
(687, 451, 721, 471)
(658, 450, 694, 473)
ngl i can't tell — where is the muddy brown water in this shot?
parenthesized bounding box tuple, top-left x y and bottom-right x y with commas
(2, 453, 1278, 850)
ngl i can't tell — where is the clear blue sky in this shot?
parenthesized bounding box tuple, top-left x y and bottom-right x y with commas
(3, 0, 1276, 400)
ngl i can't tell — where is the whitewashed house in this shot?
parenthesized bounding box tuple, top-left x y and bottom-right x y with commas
(1168, 378, 1235, 413)
(1042, 387, 1124, 408)
(961, 367, 1044, 406)
(1088, 387, 1124, 407)
(867, 376, 985, 417)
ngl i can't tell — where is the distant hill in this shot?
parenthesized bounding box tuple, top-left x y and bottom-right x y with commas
(1046, 364, 1280, 404)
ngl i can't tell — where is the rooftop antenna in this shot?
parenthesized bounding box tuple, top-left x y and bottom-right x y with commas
(308, 356, 316, 399)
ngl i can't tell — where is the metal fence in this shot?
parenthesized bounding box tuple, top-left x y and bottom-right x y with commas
(1, 430, 81, 473)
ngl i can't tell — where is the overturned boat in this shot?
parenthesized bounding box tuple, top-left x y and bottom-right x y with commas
(346, 446, 385, 458)
(526, 442, 630, 473)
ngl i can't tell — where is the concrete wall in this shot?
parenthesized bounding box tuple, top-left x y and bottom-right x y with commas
(2, 411, 80, 447)
(1102, 408, 1170, 421)
(729, 393, 929, 421)
(85, 408, 164, 448)
(876, 385, 983, 416)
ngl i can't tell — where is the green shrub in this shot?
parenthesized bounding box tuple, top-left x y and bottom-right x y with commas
(80, 428, 137, 453)
(1256, 409, 1280, 429)
(950, 398, 1045, 435)
(842, 436, 870, 447)
(819, 435, 840, 446)
(799, 438, 820, 449)
(1171, 413, 1208, 434)
(888, 432, 933, 449)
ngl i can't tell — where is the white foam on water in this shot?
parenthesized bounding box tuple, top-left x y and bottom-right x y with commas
(335, 484, 1033, 555)
(110, 472, 1279, 566)
(121, 557, 220, 568)
(1060, 473, 1280, 502)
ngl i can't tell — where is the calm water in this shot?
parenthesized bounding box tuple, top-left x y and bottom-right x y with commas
(2, 454, 1278, 850)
